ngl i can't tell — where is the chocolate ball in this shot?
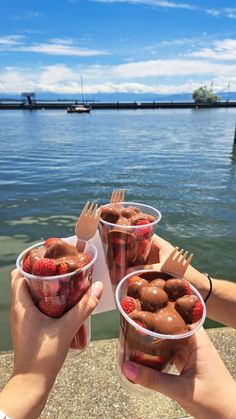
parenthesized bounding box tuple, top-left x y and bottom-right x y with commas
(149, 278, 166, 289)
(164, 278, 189, 301)
(127, 276, 149, 299)
(139, 286, 168, 312)
(175, 294, 200, 324)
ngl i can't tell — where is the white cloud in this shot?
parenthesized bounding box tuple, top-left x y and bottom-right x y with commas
(0, 37, 108, 57)
(189, 38, 236, 60)
(92, 0, 197, 10)
(1, 57, 236, 95)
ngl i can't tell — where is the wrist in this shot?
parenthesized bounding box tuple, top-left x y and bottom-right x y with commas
(184, 265, 211, 300)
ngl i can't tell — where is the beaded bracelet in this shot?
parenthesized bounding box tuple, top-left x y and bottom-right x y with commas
(203, 273, 213, 302)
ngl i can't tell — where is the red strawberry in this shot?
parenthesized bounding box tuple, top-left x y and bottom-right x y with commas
(130, 351, 164, 371)
(44, 237, 60, 247)
(135, 219, 153, 239)
(114, 250, 126, 266)
(23, 255, 31, 273)
(70, 324, 87, 350)
(175, 295, 203, 324)
(183, 279, 191, 295)
(31, 279, 60, 298)
(57, 262, 69, 275)
(192, 300, 204, 323)
(121, 296, 138, 314)
(32, 258, 57, 276)
(127, 275, 149, 299)
(38, 297, 66, 318)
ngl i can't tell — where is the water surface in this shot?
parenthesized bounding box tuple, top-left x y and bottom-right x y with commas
(0, 108, 236, 350)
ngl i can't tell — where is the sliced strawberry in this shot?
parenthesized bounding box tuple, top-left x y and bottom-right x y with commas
(38, 296, 66, 318)
(23, 255, 31, 273)
(135, 219, 153, 239)
(31, 279, 60, 298)
(32, 258, 57, 276)
(70, 324, 87, 350)
(121, 296, 137, 314)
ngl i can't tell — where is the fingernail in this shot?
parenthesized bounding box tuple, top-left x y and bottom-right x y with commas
(91, 281, 103, 299)
(122, 361, 139, 382)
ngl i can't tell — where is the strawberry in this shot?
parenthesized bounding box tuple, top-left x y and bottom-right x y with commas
(121, 296, 137, 314)
(31, 279, 60, 298)
(44, 237, 60, 247)
(57, 262, 69, 275)
(32, 258, 57, 276)
(130, 352, 164, 371)
(135, 219, 153, 239)
(175, 295, 203, 324)
(127, 275, 149, 298)
(70, 324, 87, 350)
(38, 297, 65, 318)
(192, 300, 204, 323)
(183, 279, 191, 295)
(23, 255, 31, 273)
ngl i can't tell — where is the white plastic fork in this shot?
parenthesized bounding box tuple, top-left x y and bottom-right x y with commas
(110, 189, 125, 204)
(75, 201, 102, 241)
(160, 247, 193, 277)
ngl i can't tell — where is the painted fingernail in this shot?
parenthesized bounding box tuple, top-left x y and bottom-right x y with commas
(122, 361, 139, 382)
(91, 281, 103, 299)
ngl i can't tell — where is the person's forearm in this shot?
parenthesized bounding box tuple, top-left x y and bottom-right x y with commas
(184, 265, 236, 328)
(0, 374, 50, 419)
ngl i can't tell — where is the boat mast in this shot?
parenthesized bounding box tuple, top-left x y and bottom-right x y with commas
(81, 76, 84, 103)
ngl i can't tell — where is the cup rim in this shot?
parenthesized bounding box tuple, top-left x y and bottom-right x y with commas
(16, 236, 98, 281)
(99, 202, 162, 229)
(115, 269, 206, 340)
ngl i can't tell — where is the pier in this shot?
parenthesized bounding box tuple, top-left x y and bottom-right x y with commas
(1, 99, 236, 110)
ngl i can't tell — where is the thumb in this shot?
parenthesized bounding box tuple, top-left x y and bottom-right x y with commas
(64, 281, 103, 336)
(122, 361, 187, 403)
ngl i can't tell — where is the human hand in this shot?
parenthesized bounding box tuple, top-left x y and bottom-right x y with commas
(10, 269, 103, 385)
(122, 328, 236, 419)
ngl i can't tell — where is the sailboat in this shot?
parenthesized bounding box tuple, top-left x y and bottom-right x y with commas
(67, 76, 91, 114)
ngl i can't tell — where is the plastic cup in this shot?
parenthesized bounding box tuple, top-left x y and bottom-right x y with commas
(115, 269, 206, 395)
(99, 202, 161, 292)
(16, 237, 97, 356)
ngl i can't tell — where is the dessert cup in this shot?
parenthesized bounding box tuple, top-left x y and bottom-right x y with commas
(115, 269, 206, 396)
(16, 237, 97, 356)
(99, 202, 161, 292)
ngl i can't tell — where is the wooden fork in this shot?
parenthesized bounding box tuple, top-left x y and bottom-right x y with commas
(110, 189, 125, 204)
(75, 201, 102, 242)
(160, 247, 193, 277)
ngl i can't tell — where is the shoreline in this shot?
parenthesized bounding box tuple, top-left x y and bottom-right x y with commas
(1, 100, 236, 110)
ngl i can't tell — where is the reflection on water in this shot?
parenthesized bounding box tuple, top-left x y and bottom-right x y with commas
(0, 108, 236, 350)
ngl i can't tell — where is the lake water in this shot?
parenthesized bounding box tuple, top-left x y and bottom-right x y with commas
(0, 108, 236, 351)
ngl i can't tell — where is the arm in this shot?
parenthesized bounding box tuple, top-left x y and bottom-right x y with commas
(122, 327, 236, 419)
(0, 270, 103, 419)
(184, 265, 236, 328)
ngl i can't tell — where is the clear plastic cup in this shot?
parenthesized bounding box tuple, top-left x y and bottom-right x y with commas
(99, 202, 161, 292)
(16, 236, 97, 356)
(115, 269, 206, 395)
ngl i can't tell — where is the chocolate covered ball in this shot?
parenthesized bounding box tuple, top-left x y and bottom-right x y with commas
(139, 286, 168, 312)
(149, 278, 166, 289)
(164, 278, 190, 301)
(175, 294, 200, 324)
(127, 276, 149, 299)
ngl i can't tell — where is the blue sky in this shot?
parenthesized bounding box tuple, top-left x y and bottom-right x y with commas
(1, 0, 236, 97)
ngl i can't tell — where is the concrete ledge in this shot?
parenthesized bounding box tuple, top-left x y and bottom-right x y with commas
(0, 327, 235, 418)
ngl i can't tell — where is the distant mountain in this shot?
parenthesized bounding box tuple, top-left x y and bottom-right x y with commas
(1, 91, 236, 102)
